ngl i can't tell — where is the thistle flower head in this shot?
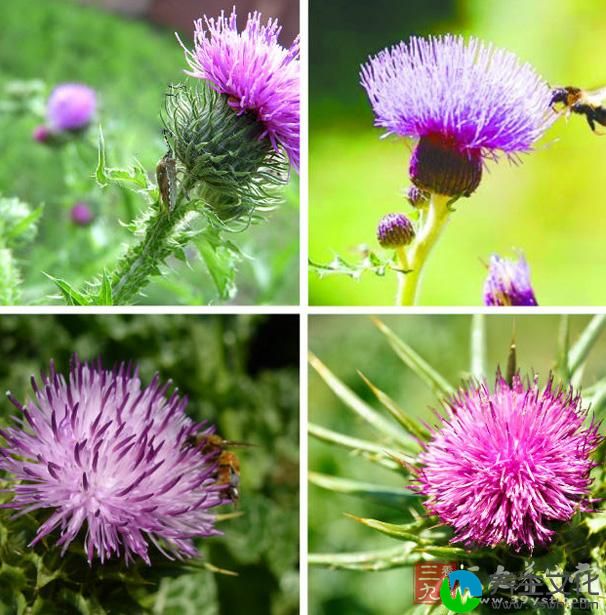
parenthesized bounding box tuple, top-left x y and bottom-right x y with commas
(417, 373, 602, 551)
(47, 83, 96, 132)
(361, 36, 555, 196)
(179, 9, 300, 170)
(484, 252, 538, 306)
(377, 213, 415, 248)
(0, 357, 230, 564)
(70, 202, 94, 226)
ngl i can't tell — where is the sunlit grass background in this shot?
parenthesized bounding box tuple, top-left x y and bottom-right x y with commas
(0, 0, 299, 305)
(308, 314, 606, 614)
(309, 0, 606, 306)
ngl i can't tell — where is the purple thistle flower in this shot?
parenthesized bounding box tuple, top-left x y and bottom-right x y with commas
(179, 9, 300, 170)
(70, 202, 94, 226)
(361, 36, 556, 196)
(47, 83, 96, 132)
(484, 253, 538, 306)
(416, 373, 602, 551)
(0, 357, 230, 564)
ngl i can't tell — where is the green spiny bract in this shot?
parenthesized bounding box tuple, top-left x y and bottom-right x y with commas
(162, 82, 288, 229)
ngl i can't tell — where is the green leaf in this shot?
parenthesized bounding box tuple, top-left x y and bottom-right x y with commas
(4, 204, 44, 245)
(358, 370, 430, 442)
(45, 274, 89, 306)
(568, 315, 606, 378)
(470, 314, 486, 380)
(309, 471, 418, 509)
(372, 318, 455, 398)
(309, 352, 411, 446)
(309, 248, 405, 280)
(345, 514, 430, 543)
(308, 544, 423, 571)
(194, 229, 241, 301)
(95, 125, 108, 187)
(557, 315, 571, 381)
(308, 422, 405, 471)
(97, 271, 113, 306)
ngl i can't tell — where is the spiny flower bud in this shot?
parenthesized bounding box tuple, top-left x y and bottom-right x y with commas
(162, 83, 287, 225)
(406, 185, 429, 207)
(377, 213, 415, 248)
(32, 124, 51, 143)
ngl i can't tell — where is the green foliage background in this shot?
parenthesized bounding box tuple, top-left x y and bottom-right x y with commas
(0, 0, 299, 305)
(309, 0, 606, 305)
(308, 315, 606, 614)
(0, 314, 299, 614)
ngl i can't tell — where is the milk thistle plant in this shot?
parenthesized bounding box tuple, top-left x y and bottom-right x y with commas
(312, 35, 555, 306)
(0, 356, 236, 610)
(309, 315, 606, 612)
(0, 9, 299, 306)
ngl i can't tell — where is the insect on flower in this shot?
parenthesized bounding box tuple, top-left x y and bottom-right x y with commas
(551, 85, 606, 134)
(156, 148, 178, 212)
(187, 433, 251, 503)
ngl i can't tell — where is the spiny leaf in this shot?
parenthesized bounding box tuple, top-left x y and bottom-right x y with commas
(309, 352, 411, 446)
(372, 318, 454, 398)
(195, 228, 241, 301)
(568, 315, 606, 378)
(309, 471, 418, 509)
(95, 125, 108, 187)
(309, 248, 405, 280)
(345, 514, 430, 543)
(4, 204, 44, 245)
(97, 271, 113, 306)
(470, 314, 486, 381)
(308, 544, 423, 571)
(308, 422, 406, 471)
(358, 370, 430, 442)
(44, 274, 89, 306)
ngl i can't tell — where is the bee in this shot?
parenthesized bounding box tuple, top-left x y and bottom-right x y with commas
(550, 85, 606, 134)
(188, 433, 251, 503)
(156, 149, 178, 212)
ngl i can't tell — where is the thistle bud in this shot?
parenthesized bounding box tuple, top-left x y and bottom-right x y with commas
(406, 185, 429, 207)
(32, 125, 51, 143)
(377, 213, 415, 248)
(70, 202, 94, 226)
(162, 83, 287, 224)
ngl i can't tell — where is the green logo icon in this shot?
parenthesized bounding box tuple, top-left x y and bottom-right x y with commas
(439, 570, 482, 613)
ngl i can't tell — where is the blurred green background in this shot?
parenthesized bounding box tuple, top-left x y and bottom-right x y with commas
(309, 0, 606, 306)
(0, 0, 299, 305)
(308, 314, 606, 614)
(0, 314, 299, 614)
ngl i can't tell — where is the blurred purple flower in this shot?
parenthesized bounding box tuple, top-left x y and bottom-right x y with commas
(417, 373, 601, 551)
(47, 83, 96, 132)
(32, 124, 51, 143)
(484, 253, 538, 306)
(180, 9, 300, 169)
(361, 36, 555, 196)
(0, 357, 229, 564)
(70, 202, 94, 226)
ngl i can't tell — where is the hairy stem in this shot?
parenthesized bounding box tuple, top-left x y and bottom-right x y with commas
(397, 193, 450, 306)
(110, 181, 196, 305)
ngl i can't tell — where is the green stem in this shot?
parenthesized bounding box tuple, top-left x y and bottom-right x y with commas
(110, 181, 195, 305)
(397, 193, 451, 306)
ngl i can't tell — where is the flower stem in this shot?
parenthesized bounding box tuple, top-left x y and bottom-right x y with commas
(110, 182, 195, 305)
(397, 193, 450, 306)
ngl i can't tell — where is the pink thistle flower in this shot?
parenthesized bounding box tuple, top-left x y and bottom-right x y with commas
(0, 357, 230, 564)
(179, 9, 300, 170)
(416, 373, 602, 551)
(70, 202, 94, 226)
(47, 83, 96, 132)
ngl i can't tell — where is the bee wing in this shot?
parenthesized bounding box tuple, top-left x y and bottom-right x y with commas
(221, 440, 257, 449)
(585, 85, 606, 106)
